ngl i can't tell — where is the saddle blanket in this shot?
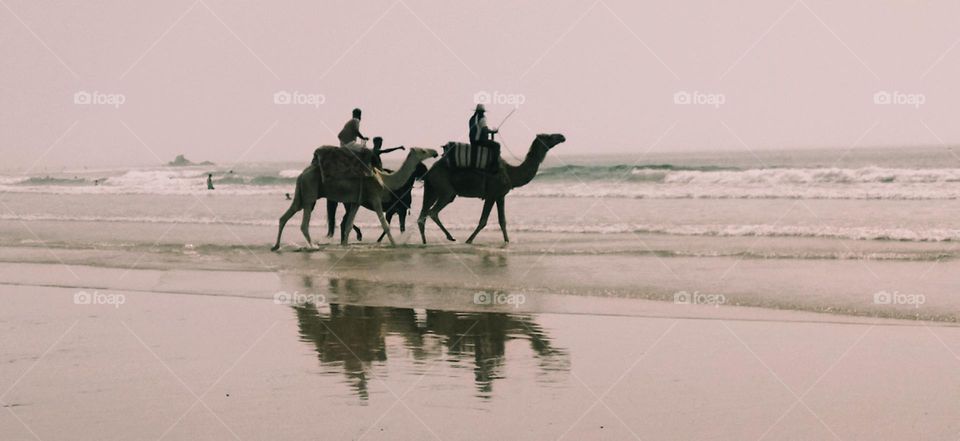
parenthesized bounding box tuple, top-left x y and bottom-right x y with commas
(444, 142, 499, 170)
(313, 145, 376, 180)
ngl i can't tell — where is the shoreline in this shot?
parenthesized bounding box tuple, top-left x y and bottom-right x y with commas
(0, 262, 930, 328)
(1, 226, 956, 323)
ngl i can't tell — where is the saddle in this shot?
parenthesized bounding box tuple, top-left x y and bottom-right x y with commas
(442, 141, 500, 171)
(313, 146, 376, 181)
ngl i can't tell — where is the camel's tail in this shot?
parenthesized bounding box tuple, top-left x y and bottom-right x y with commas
(289, 174, 306, 212)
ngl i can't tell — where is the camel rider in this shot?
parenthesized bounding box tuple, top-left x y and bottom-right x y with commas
(468, 104, 501, 172)
(469, 104, 497, 147)
(371, 136, 405, 170)
(338, 108, 369, 150)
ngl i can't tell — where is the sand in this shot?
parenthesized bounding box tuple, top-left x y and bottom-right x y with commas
(2, 260, 960, 440)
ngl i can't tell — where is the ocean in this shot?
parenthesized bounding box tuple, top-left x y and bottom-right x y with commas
(2, 146, 958, 248)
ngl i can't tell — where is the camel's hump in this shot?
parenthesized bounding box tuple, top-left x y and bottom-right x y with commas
(315, 146, 376, 179)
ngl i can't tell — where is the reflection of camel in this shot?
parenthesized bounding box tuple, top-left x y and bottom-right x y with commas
(418, 134, 566, 244)
(292, 300, 567, 400)
(294, 303, 386, 400)
(272, 147, 437, 250)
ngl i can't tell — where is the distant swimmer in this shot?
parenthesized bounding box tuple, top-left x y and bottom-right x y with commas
(207, 174, 214, 190)
(337, 108, 369, 150)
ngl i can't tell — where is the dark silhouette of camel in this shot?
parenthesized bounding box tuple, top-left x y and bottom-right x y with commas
(325, 162, 428, 242)
(418, 133, 566, 244)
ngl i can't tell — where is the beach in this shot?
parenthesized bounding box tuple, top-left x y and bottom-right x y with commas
(2, 148, 959, 439)
(2, 263, 959, 440)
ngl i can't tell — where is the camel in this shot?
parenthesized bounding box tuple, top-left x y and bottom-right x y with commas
(325, 162, 428, 243)
(272, 147, 438, 250)
(417, 133, 566, 244)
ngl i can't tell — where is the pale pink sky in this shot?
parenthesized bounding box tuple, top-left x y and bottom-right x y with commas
(3, 0, 960, 169)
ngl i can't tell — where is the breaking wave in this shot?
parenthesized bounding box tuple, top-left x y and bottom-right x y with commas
(3, 164, 959, 199)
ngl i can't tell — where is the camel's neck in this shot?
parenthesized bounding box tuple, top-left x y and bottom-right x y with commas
(381, 154, 420, 190)
(504, 141, 547, 188)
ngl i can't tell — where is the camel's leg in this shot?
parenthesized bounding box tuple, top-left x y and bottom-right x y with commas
(373, 200, 396, 246)
(272, 203, 301, 251)
(327, 200, 362, 241)
(496, 196, 509, 243)
(353, 224, 363, 241)
(300, 202, 316, 248)
(466, 199, 495, 244)
(429, 193, 458, 242)
(417, 184, 440, 244)
(398, 210, 407, 233)
(325, 200, 337, 238)
(377, 211, 395, 243)
(340, 204, 360, 246)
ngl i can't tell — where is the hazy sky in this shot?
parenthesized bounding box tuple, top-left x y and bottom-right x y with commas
(3, 0, 960, 169)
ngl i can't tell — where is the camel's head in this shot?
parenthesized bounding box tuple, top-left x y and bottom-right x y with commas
(534, 133, 566, 152)
(408, 147, 439, 162)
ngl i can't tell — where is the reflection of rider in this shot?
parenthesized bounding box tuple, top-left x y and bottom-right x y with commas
(337, 108, 369, 150)
(468, 104, 501, 172)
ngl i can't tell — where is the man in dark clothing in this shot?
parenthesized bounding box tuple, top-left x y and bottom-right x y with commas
(469, 104, 496, 147)
(468, 104, 501, 172)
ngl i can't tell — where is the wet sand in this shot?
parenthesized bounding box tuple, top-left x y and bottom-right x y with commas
(1, 218, 958, 322)
(2, 263, 960, 440)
